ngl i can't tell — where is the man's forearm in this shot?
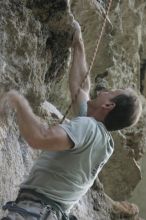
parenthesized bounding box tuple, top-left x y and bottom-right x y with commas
(69, 37, 90, 96)
(73, 39, 87, 78)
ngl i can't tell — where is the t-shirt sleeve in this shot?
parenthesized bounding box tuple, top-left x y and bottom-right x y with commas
(59, 117, 91, 149)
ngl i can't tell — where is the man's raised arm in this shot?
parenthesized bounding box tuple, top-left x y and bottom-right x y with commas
(0, 91, 74, 151)
(69, 21, 90, 116)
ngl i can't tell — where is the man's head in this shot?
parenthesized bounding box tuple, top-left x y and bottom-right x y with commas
(87, 88, 142, 131)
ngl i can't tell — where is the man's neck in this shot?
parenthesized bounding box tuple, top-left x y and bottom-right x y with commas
(87, 110, 105, 122)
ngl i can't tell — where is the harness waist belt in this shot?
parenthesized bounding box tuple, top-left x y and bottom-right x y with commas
(16, 188, 68, 220)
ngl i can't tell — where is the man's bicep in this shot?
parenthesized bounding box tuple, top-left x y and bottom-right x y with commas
(34, 126, 74, 151)
(47, 126, 75, 151)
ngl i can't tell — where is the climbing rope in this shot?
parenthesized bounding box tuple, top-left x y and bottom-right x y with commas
(60, 0, 113, 123)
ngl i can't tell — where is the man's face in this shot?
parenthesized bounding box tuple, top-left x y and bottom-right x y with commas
(89, 88, 132, 110)
(87, 88, 137, 120)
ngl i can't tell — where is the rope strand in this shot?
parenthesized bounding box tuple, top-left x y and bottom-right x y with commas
(60, 0, 113, 123)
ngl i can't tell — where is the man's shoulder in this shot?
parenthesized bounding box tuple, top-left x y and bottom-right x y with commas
(61, 116, 113, 139)
(60, 116, 97, 139)
(69, 116, 109, 131)
(70, 116, 98, 126)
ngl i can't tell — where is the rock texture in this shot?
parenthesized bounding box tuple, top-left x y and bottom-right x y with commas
(0, 0, 146, 219)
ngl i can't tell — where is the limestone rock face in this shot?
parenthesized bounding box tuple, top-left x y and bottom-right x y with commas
(0, 0, 146, 219)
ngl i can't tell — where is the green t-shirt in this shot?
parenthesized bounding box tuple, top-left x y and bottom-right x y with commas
(21, 104, 114, 211)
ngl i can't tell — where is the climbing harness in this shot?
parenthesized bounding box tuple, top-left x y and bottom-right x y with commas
(2, 201, 67, 220)
(2, 201, 41, 219)
(2, 201, 77, 220)
(2, 189, 76, 220)
(60, 0, 113, 123)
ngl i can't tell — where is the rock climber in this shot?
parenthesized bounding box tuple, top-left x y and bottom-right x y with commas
(0, 21, 142, 220)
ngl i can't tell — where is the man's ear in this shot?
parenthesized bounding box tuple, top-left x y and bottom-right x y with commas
(102, 102, 116, 111)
